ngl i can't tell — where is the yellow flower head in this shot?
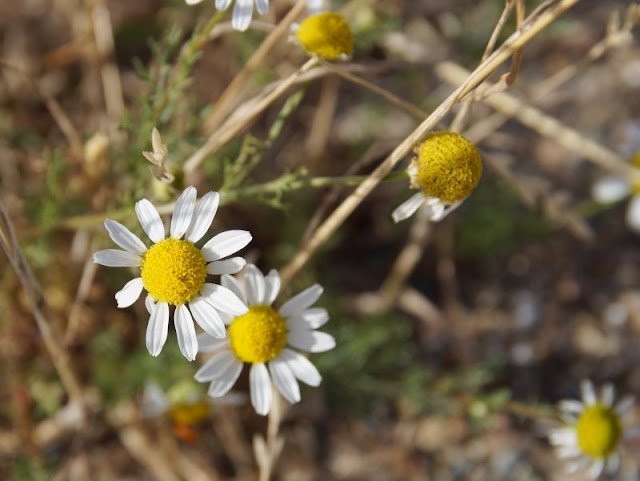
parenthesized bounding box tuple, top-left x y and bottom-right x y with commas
(409, 131, 482, 203)
(575, 404, 623, 459)
(229, 305, 288, 364)
(296, 12, 353, 61)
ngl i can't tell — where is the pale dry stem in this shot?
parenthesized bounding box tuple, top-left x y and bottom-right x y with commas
(201, 0, 307, 134)
(254, 391, 286, 481)
(279, 0, 582, 286)
(0, 203, 84, 404)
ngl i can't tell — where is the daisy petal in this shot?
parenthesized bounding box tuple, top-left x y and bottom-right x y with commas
(559, 399, 584, 414)
(221, 274, 247, 305)
(587, 459, 604, 480)
(263, 269, 281, 305)
(280, 348, 321, 386)
(581, 380, 597, 405)
(174, 304, 198, 361)
(201, 283, 248, 316)
(280, 284, 323, 318)
(626, 195, 640, 233)
(287, 307, 329, 329)
(592, 175, 630, 203)
(207, 363, 243, 397)
(232, 0, 254, 31)
(185, 191, 219, 243)
(93, 249, 141, 267)
(104, 219, 147, 255)
(196, 333, 229, 353)
(600, 383, 615, 406)
(391, 193, 424, 223)
(207, 257, 246, 275)
(201, 230, 252, 262)
(189, 296, 227, 338)
(288, 329, 335, 353)
(216, 0, 232, 10)
(195, 349, 239, 381)
(254, 0, 268, 15)
(186, 0, 205, 4)
(146, 302, 169, 357)
(145, 295, 156, 314)
(269, 358, 300, 404)
(115, 277, 144, 308)
(306, 0, 324, 13)
(616, 395, 635, 416)
(250, 363, 272, 415)
(606, 454, 620, 475)
(170, 187, 197, 239)
(245, 264, 265, 305)
(135, 199, 165, 243)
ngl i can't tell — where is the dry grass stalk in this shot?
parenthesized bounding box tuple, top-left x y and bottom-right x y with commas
(279, 0, 582, 286)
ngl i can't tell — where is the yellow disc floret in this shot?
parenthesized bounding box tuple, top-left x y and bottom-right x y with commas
(229, 305, 287, 364)
(630, 149, 640, 194)
(575, 404, 623, 459)
(169, 401, 212, 426)
(141, 238, 207, 305)
(410, 131, 482, 203)
(295, 12, 353, 61)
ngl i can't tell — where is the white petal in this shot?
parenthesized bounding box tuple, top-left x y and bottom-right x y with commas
(174, 304, 198, 361)
(279, 348, 321, 386)
(559, 399, 584, 415)
(581, 380, 597, 405)
(93, 249, 141, 267)
(201, 230, 252, 262)
(216, 0, 232, 10)
(245, 264, 265, 305)
(287, 329, 335, 353)
(232, 0, 254, 31)
(201, 283, 248, 316)
(196, 333, 229, 353)
(269, 358, 300, 404)
(280, 284, 323, 318)
(221, 274, 247, 305)
(207, 363, 243, 397)
(287, 307, 329, 330)
(140, 381, 169, 417)
(606, 454, 620, 475)
(189, 296, 227, 338)
(587, 459, 604, 480)
(549, 427, 577, 446)
(391, 193, 424, 223)
(170, 186, 197, 239)
(305, 0, 324, 13)
(592, 175, 630, 203)
(185, 0, 204, 4)
(556, 445, 581, 459)
(626, 195, 640, 233)
(195, 349, 240, 382)
(615, 395, 635, 416)
(263, 269, 281, 305)
(254, 0, 268, 15)
(600, 383, 615, 407)
(430, 200, 459, 222)
(185, 191, 219, 243)
(115, 278, 144, 308)
(135, 199, 165, 243)
(207, 257, 246, 275)
(146, 302, 169, 357)
(145, 295, 156, 314)
(104, 219, 147, 255)
(250, 363, 272, 415)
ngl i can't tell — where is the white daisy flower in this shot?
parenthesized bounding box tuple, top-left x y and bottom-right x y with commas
(185, 0, 326, 32)
(194, 264, 335, 415)
(392, 131, 482, 223)
(548, 379, 636, 479)
(93, 186, 252, 361)
(592, 152, 640, 233)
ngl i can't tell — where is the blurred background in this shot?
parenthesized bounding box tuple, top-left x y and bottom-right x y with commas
(1, 0, 640, 479)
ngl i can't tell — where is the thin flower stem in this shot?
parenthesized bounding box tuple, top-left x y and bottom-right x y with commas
(257, 392, 286, 481)
(278, 0, 582, 287)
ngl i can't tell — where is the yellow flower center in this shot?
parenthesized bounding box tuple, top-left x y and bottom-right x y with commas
(575, 404, 623, 459)
(296, 12, 354, 61)
(169, 401, 212, 426)
(229, 305, 287, 364)
(141, 238, 206, 305)
(411, 131, 482, 203)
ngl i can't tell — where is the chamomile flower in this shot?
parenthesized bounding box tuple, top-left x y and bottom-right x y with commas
(392, 131, 482, 223)
(548, 380, 636, 479)
(591, 150, 640, 233)
(185, 0, 326, 32)
(294, 12, 353, 61)
(93, 186, 252, 361)
(195, 265, 335, 415)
